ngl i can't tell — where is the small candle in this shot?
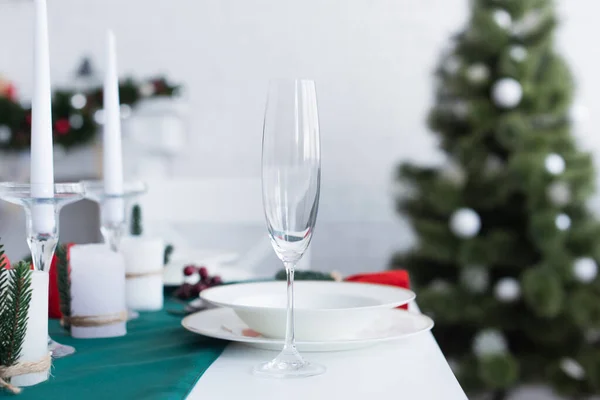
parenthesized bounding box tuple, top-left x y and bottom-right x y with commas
(30, 0, 55, 234)
(69, 244, 127, 339)
(11, 271, 49, 387)
(120, 237, 164, 311)
(102, 30, 125, 225)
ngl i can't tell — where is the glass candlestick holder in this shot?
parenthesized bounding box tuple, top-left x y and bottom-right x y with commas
(0, 182, 85, 359)
(81, 180, 147, 251)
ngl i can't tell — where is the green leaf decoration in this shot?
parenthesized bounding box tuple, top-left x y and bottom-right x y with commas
(131, 204, 143, 236)
(274, 269, 335, 281)
(56, 244, 72, 332)
(0, 261, 32, 367)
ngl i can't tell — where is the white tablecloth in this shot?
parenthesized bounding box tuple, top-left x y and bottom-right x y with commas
(188, 314, 467, 399)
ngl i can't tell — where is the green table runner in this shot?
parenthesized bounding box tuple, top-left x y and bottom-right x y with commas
(6, 297, 227, 400)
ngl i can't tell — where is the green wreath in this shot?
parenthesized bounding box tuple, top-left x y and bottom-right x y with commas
(0, 77, 180, 152)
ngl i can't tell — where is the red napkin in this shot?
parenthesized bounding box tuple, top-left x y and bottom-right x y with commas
(344, 270, 411, 310)
(49, 243, 74, 319)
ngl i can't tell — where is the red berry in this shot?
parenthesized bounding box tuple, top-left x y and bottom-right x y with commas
(194, 282, 208, 294)
(199, 267, 209, 280)
(211, 276, 222, 286)
(183, 265, 196, 276)
(179, 283, 193, 299)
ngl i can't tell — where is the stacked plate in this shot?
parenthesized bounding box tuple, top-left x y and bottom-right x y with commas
(182, 281, 434, 352)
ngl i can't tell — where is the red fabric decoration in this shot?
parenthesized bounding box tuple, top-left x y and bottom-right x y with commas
(55, 119, 71, 136)
(49, 243, 74, 319)
(0, 253, 11, 270)
(344, 270, 411, 310)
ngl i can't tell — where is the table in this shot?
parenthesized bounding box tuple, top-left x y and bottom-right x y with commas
(189, 304, 468, 400)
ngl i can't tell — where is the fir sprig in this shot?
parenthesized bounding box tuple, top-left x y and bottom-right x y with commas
(0, 261, 32, 367)
(56, 244, 72, 332)
(0, 243, 7, 331)
(131, 204, 143, 236)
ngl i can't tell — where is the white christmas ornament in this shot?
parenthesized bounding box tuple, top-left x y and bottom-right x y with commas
(513, 11, 543, 37)
(509, 46, 528, 62)
(429, 279, 451, 293)
(70, 93, 87, 110)
(94, 109, 105, 125)
(69, 114, 84, 130)
(139, 82, 155, 97)
(460, 266, 489, 294)
(0, 125, 12, 143)
(573, 257, 598, 283)
(441, 162, 466, 186)
(450, 208, 481, 238)
(555, 213, 571, 231)
(444, 57, 461, 75)
(545, 153, 566, 175)
(547, 182, 571, 206)
(485, 155, 504, 175)
(495, 278, 521, 302)
(492, 9, 512, 30)
(492, 78, 523, 108)
(466, 64, 490, 83)
(560, 358, 585, 380)
(473, 329, 508, 358)
(452, 101, 469, 118)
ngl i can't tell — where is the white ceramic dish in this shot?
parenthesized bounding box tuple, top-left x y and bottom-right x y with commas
(200, 281, 416, 341)
(182, 307, 433, 352)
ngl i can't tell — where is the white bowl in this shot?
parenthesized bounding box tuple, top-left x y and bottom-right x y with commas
(200, 281, 415, 341)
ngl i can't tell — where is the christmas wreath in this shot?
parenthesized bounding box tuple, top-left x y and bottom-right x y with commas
(0, 74, 180, 152)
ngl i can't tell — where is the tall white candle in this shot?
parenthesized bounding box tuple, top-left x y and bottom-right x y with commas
(30, 0, 55, 234)
(11, 271, 49, 387)
(69, 244, 127, 339)
(121, 236, 164, 311)
(103, 30, 125, 225)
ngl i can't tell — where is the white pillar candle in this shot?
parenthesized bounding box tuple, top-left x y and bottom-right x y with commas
(30, 0, 55, 234)
(120, 237, 164, 311)
(11, 271, 49, 387)
(102, 30, 125, 225)
(69, 244, 127, 339)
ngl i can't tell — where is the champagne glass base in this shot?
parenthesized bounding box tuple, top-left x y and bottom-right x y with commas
(253, 349, 325, 379)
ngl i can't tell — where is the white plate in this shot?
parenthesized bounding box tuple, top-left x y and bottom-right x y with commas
(182, 307, 433, 352)
(200, 281, 416, 341)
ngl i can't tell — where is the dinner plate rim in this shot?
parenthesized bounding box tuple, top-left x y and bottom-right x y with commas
(181, 307, 434, 348)
(199, 280, 416, 312)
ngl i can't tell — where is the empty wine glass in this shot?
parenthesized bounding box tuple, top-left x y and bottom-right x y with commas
(253, 79, 324, 378)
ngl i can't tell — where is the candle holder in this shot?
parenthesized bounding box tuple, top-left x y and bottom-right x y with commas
(0, 182, 85, 360)
(81, 180, 147, 251)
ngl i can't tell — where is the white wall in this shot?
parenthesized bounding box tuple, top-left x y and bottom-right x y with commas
(0, 0, 598, 273)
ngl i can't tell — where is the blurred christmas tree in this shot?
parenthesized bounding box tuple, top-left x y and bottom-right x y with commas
(392, 0, 600, 398)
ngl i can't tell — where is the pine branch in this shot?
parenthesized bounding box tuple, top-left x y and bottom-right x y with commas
(131, 204, 143, 236)
(0, 243, 8, 366)
(0, 261, 32, 366)
(56, 244, 71, 332)
(163, 244, 174, 266)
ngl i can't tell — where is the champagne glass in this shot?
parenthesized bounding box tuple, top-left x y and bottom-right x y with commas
(253, 79, 324, 378)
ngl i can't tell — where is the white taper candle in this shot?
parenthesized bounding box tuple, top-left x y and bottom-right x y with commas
(30, 0, 55, 234)
(103, 30, 125, 225)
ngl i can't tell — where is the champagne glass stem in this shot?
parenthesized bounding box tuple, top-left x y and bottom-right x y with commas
(283, 262, 296, 351)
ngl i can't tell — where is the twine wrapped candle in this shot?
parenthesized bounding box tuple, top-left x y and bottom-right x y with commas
(69, 244, 127, 339)
(120, 237, 164, 311)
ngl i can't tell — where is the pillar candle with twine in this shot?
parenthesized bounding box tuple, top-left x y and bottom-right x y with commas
(120, 236, 164, 311)
(69, 244, 127, 338)
(9, 270, 50, 388)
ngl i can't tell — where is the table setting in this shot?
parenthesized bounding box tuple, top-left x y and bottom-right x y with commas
(0, 1, 466, 398)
